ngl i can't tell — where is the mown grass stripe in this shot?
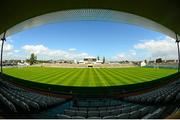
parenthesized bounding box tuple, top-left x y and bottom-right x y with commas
(53, 69, 79, 85)
(105, 70, 141, 84)
(93, 68, 107, 86)
(88, 68, 96, 86)
(126, 68, 175, 78)
(102, 68, 130, 85)
(27, 68, 65, 80)
(79, 69, 89, 86)
(32, 70, 66, 81)
(40, 69, 76, 84)
(122, 68, 162, 78)
(3, 67, 177, 87)
(64, 69, 84, 86)
(111, 68, 153, 82)
(95, 68, 116, 86)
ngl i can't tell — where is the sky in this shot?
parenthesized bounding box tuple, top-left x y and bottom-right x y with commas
(1, 20, 178, 61)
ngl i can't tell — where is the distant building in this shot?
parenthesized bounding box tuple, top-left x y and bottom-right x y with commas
(78, 57, 103, 64)
(96, 60, 103, 64)
(165, 59, 178, 63)
(140, 61, 146, 67)
(74, 59, 77, 64)
(18, 62, 30, 66)
(78, 60, 85, 64)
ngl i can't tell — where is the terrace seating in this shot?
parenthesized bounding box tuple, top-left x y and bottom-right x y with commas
(124, 80, 180, 104)
(103, 115, 115, 119)
(71, 116, 86, 119)
(87, 116, 101, 119)
(116, 113, 129, 119)
(88, 111, 99, 117)
(0, 80, 66, 113)
(143, 107, 166, 119)
(1, 77, 179, 119)
(64, 109, 76, 116)
(175, 92, 180, 102)
(59, 106, 158, 119)
(75, 98, 122, 107)
(56, 114, 72, 119)
(57, 100, 158, 119)
(0, 93, 17, 112)
(100, 110, 111, 117)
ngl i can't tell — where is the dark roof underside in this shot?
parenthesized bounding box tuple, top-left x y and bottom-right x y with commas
(0, 0, 180, 36)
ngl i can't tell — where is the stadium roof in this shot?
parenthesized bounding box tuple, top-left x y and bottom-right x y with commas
(0, 0, 180, 39)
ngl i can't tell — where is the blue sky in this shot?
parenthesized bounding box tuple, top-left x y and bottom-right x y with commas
(2, 21, 177, 61)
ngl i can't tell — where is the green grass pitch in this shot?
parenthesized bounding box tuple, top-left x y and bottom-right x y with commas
(3, 67, 177, 87)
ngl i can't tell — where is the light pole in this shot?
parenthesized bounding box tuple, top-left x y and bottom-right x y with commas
(175, 33, 180, 72)
(0, 31, 6, 75)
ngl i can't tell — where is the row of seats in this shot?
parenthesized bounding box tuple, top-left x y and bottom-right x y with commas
(175, 92, 180, 102)
(57, 106, 157, 119)
(124, 79, 180, 104)
(57, 100, 158, 119)
(0, 80, 65, 113)
(74, 98, 122, 107)
(0, 93, 17, 112)
(71, 102, 143, 112)
(143, 107, 166, 119)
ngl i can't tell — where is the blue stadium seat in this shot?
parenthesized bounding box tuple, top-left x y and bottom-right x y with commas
(110, 109, 121, 116)
(100, 110, 110, 117)
(139, 107, 150, 117)
(116, 113, 129, 119)
(56, 114, 71, 119)
(71, 116, 85, 119)
(0, 94, 17, 112)
(64, 109, 76, 116)
(78, 107, 87, 111)
(175, 93, 180, 101)
(88, 116, 101, 119)
(122, 107, 131, 113)
(103, 115, 115, 119)
(76, 111, 87, 118)
(88, 111, 99, 117)
(129, 110, 140, 118)
(88, 107, 97, 111)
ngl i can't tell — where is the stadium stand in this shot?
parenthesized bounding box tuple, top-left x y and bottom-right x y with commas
(124, 79, 180, 104)
(56, 100, 159, 119)
(0, 80, 66, 113)
(0, 78, 180, 118)
(54, 79, 180, 119)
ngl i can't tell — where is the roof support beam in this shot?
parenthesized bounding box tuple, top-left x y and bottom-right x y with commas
(175, 33, 180, 72)
(0, 31, 6, 75)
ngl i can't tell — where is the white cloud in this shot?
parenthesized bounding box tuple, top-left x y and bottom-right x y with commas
(114, 49, 137, 61)
(134, 36, 177, 59)
(0, 41, 17, 60)
(115, 53, 126, 60)
(68, 48, 77, 51)
(22, 45, 48, 54)
(22, 44, 89, 60)
(0, 41, 14, 53)
(14, 50, 20, 53)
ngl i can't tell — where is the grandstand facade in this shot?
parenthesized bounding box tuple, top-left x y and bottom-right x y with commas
(78, 57, 103, 64)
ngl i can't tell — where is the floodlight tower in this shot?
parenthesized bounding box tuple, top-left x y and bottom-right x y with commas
(175, 33, 180, 72)
(0, 31, 6, 75)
